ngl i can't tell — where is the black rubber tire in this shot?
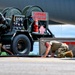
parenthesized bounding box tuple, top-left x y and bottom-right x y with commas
(12, 34, 31, 55)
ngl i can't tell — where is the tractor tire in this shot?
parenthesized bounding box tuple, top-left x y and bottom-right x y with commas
(12, 34, 31, 55)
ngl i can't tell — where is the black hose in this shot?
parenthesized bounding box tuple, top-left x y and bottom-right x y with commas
(2, 46, 13, 55)
(0, 43, 13, 55)
(47, 28, 55, 37)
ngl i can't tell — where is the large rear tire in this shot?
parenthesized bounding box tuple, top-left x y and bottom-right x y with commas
(12, 34, 31, 55)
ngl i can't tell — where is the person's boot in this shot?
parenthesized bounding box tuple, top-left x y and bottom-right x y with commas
(64, 50, 73, 58)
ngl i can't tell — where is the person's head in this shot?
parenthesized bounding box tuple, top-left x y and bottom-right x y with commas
(45, 42, 50, 48)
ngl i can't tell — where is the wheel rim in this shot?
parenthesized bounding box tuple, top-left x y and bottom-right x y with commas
(17, 40, 27, 53)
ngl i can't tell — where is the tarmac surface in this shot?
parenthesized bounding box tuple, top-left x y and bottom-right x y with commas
(0, 57, 75, 75)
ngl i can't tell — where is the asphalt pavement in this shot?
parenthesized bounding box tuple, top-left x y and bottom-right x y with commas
(0, 57, 75, 75)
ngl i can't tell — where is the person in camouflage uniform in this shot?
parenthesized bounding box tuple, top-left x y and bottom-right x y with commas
(42, 40, 73, 58)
